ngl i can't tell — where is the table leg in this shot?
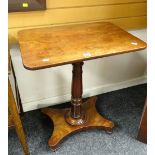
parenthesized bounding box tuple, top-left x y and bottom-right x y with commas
(41, 62, 114, 151)
(137, 101, 147, 143)
(8, 80, 30, 155)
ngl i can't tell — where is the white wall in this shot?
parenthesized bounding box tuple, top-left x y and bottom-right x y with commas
(9, 29, 147, 112)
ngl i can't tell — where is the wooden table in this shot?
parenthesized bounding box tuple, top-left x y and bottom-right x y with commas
(18, 22, 146, 151)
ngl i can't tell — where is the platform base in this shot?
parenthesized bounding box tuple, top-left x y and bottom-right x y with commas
(41, 96, 114, 151)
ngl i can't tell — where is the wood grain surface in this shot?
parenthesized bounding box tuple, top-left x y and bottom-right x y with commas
(8, 111, 14, 128)
(42, 97, 114, 150)
(9, 16, 147, 46)
(18, 22, 146, 70)
(8, 80, 30, 155)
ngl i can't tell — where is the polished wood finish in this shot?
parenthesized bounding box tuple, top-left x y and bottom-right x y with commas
(42, 96, 114, 150)
(9, 16, 147, 46)
(41, 61, 114, 150)
(8, 80, 30, 155)
(65, 62, 86, 125)
(137, 101, 147, 143)
(18, 22, 146, 150)
(9, 0, 46, 12)
(18, 22, 146, 70)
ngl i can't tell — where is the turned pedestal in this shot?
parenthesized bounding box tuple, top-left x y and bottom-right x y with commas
(42, 62, 114, 150)
(18, 22, 146, 151)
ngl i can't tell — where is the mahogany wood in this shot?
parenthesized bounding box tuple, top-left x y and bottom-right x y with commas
(65, 62, 86, 125)
(18, 22, 146, 150)
(137, 101, 147, 143)
(18, 22, 146, 70)
(42, 96, 114, 150)
(8, 80, 30, 155)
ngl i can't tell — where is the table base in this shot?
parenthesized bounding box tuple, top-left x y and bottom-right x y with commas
(41, 96, 114, 151)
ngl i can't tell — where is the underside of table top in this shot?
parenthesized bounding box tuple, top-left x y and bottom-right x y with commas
(18, 22, 146, 70)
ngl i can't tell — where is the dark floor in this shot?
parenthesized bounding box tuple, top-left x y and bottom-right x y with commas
(8, 84, 147, 155)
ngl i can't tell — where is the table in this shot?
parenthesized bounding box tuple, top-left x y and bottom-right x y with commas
(18, 22, 146, 151)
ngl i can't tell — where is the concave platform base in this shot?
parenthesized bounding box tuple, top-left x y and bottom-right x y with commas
(41, 97, 114, 151)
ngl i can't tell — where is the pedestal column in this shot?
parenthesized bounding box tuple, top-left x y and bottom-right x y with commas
(41, 62, 114, 150)
(65, 62, 86, 125)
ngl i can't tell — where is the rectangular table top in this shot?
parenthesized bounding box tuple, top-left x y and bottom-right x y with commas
(18, 22, 146, 70)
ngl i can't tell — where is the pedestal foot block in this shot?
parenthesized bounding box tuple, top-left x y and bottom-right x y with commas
(41, 97, 114, 151)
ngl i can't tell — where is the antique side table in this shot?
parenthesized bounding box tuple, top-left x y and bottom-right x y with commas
(18, 22, 146, 150)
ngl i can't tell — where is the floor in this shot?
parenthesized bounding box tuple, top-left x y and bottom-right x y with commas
(8, 84, 147, 155)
